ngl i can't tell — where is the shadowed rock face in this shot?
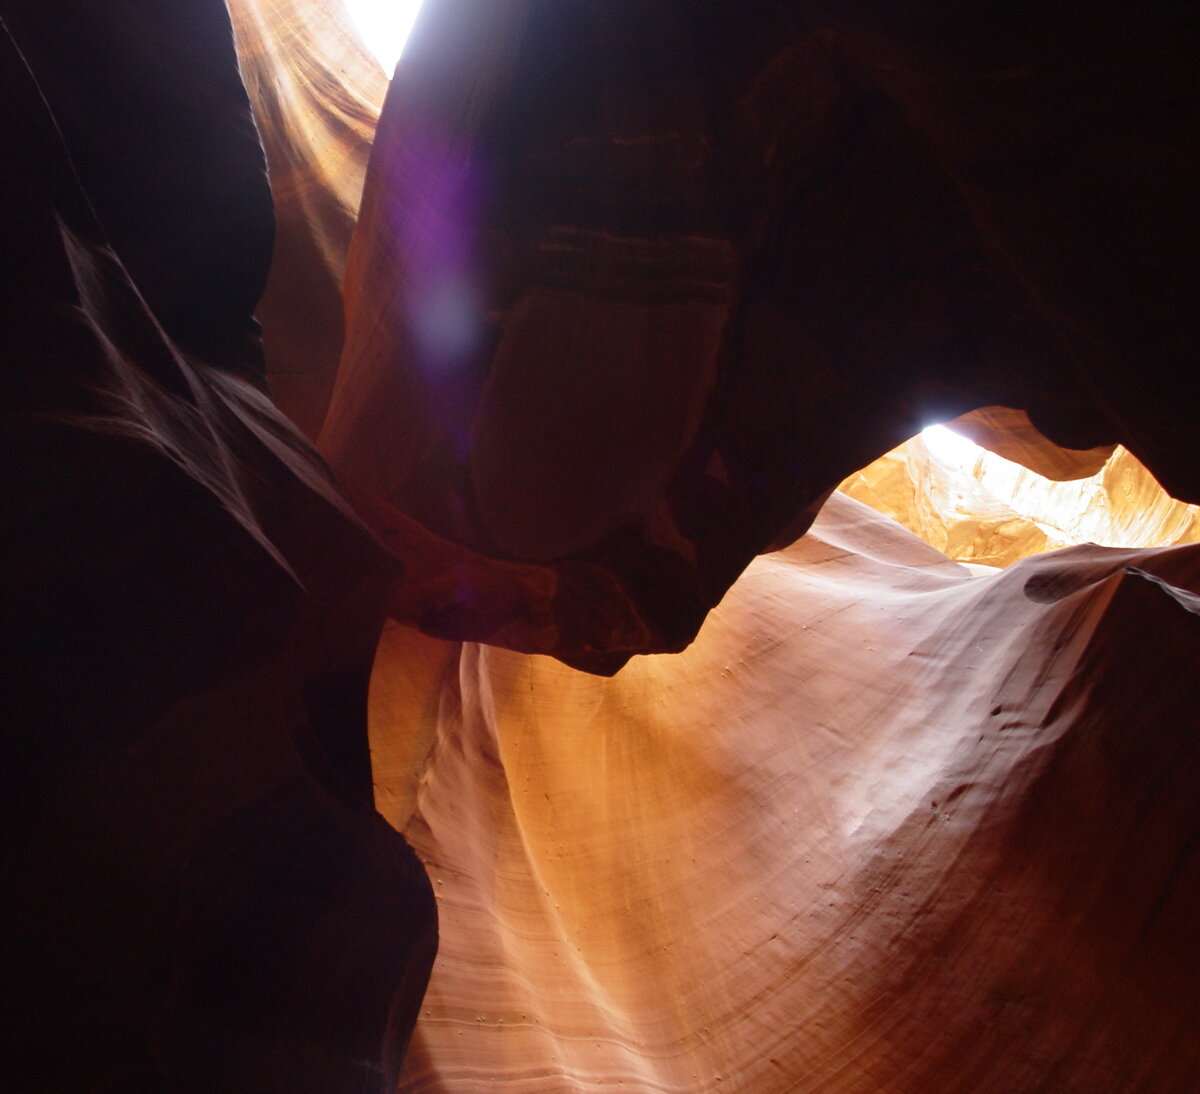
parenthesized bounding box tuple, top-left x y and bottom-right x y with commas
(5, 0, 1199, 1091)
(3, 5, 431, 1091)
(319, 0, 1199, 673)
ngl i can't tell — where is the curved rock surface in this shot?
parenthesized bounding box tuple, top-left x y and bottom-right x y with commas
(321, 0, 1199, 672)
(943, 407, 1114, 483)
(842, 428, 1200, 568)
(4, 5, 432, 1090)
(6, 1, 1200, 1091)
(229, 0, 387, 437)
(371, 494, 1200, 1093)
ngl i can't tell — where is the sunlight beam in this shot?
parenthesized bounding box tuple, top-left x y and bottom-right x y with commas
(342, 0, 426, 76)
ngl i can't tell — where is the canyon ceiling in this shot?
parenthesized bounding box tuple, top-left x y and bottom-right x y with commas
(4, 1, 1198, 1091)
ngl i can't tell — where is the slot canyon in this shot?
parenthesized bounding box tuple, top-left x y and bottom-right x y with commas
(4, 1, 1198, 1091)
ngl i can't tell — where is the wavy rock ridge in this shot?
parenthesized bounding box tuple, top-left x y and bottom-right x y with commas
(374, 496, 1200, 1092)
(842, 423, 1200, 568)
(6, 1, 1199, 1090)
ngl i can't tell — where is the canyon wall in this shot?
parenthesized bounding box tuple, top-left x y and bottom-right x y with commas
(3, 5, 430, 1090)
(5, 1, 1198, 1090)
(374, 495, 1200, 1093)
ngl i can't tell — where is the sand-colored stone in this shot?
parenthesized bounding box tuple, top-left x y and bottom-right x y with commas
(841, 427, 1200, 568)
(948, 407, 1114, 482)
(371, 494, 1200, 1092)
(317, 0, 1200, 672)
(230, 0, 387, 436)
(7, 2, 1200, 1091)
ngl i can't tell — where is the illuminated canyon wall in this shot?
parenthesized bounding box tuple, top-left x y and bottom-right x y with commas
(5, 1, 1198, 1091)
(842, 420, 1200, 569)
(374, 494, 1200, 1093)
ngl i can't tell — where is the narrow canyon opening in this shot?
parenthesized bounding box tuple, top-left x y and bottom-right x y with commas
(10, 1, 1199, 1091)
(341, 0, 426, 75)
(841, 416, 1199, 569)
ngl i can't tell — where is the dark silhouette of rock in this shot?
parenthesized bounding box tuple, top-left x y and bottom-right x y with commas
(4, 1, 1197, 1090)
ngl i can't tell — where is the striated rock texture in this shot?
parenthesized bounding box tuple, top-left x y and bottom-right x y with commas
(3, 4, 432, 1091)
(229, 0, 387, 438)
(940, 407, 1114, 483)
(841, 426, 1200, 568)
(6, 1, 1200, 1092)
(321, 0, 1199, 673)
(372, 494, 1200, 1093)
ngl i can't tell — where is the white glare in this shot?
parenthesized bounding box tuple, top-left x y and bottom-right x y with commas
(342, 0, 426, 75)
(920, 424, 982, 473)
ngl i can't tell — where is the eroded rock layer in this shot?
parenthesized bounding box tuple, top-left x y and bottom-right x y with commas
(7, 1, 1200, 1091)
(841, 427, 1200, 568)
(3, 5, 433, 1089)
(372, 494, 1200, 1093)
(229, 0, 387, 437)
(322, 0, 1199, 672)
(943, 407, 1113, 483)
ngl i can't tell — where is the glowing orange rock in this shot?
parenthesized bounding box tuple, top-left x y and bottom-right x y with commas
(370, 494, 1200, 1092)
